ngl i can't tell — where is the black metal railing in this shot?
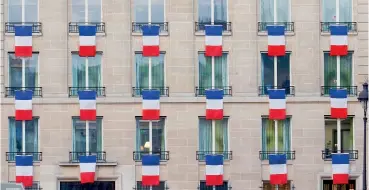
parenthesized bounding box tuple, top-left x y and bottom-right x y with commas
(132, 87, 169, 97)
(8, 181, 41, 190)
(196, 151, 233, 161)
(259, 151, 296, 160)
(321, 86, 357, 96)
(133, 151, 170, 161)
(5, 22, 42, 33)
(199, 181, 231, 190)
(132, 22, 169, 33)
(5, 87, 43, 97)
(195, 22, 232, 32)
(258, 22, 295, 32)
(195, 86, 232, 97)
(134, 182, 168, 190)
(320, 22, 358, 33)
(6, 152, 42, 162)
(258, 86, 295, 96)
(322, 149, 358, 160)
(68, 87, 106, 97)
(69, 22, 106, 33)
(69, 151, 106, 163)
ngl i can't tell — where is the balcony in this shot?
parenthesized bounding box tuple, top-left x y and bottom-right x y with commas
(258, 86, 295, 96)
(259, 151, 296, 160)
(320, 22, 357, 33)
(5, 87, 43, 97)
(8, 182, 41, 190)
(132, 22, 169, 33)
(68, 22, 106, 33)
(5, 22, 42, 34)
(258, 22, 295, 33)
(321, 86, 357, 96)
(132, 87, 169, 97)
(198, 181, 231, 190)
(68, 87, 106, 97)
(133, 151, 170, 161)
(321, 149, 358, 160)
(195, 22, 232, 33)
(196, 151, 233, 161)
(6, 152, 42, 162)
(69, 151, 106, 163)
(195, 86, 232, 97)
(134, 181, 168, 190)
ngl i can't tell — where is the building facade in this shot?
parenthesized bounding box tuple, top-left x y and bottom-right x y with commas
(0, 0, 368, 190)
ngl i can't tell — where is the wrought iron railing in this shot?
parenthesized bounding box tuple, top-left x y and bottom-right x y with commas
(134, 181, 168, 190)
(199, 181, 231, 190)
(320, 22, 357, 33)
(8, 181, 41, 190)
(68, 87, 106, 97)
(258, 22, 295, 32)
(5, 22, 42, 33)
(321, 149, 358, 160)
(258, 86, 295, 96)
(132, 22, 169, 33)
(6, 152, 42, 162)
(69, 151, 106, 163)
(132, 87, 169, 97)
(320, 86, 357, 96)
(195, 22, 232, 32)
(69, 22, 106, 33)
(133, 151, 170, 161)
(196, 151, 233, 161)
(195, 86, 232, 97)
(5, 87, 43, 97)
(259, 151, 296, 160)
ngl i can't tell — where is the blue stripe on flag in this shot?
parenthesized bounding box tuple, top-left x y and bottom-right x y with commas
(15, 155, 33, 166)
(205, 155, 224, 165)
(142, 90, 160, 100)
(15, 25, 32, 36)
(268, 89, 286, 99)
(78, 90, 97, 100)
(142, 154, 160, 165)
(142, 25, 160, 36)
(205, 89, 223, 99)
(79, 155, 97, 163)
(269, 154, 287, 165)
(329, 89, 347, 99)
(79, 25, 97, 36)
(332, 153, 349, 164)
(330, 25, 348, 36)
(205, 25, 223, 36)
(15, 90, 33, 100)
(267, 25, 285, 36)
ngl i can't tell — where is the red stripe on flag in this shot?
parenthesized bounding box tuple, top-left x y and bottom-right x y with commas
(15, 46, 32, 57)
(79, 46, 96, 57)
(330, 46, 348, 56)
(15, 110, 33, 121)
(270, 174, 287, 185)
(331, 108, 347, 119)
(80, 110, 96, 121)
(206, 109, 223, 120)
(269, 109, 286, 120)
(142, 110, 160, 120)
(142, 175, 160, 186)
(205, 46, 222, 57)
(333, 174, 349, 184)
(206, 175, 223, 186)
(268, 46, 285, 56)
(143, 46, 160, 56)
(16, 176, 33, 187)
(80, 172, 95, 184)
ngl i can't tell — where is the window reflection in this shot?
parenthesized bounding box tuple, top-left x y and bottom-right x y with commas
(8, 0, 38, 22)
(9, 53, 38, 87)
(134, 0, 164, 23)
(71, 0, 101, 22)
(198, 0, 227, 23)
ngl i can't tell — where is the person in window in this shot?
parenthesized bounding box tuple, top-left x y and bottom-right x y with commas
(281, 76, 290, 95)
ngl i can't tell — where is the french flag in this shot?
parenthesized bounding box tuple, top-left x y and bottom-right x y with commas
(269, 154, 287, 185)
(142, 25, 160, 57)
(205, 89, 223, 120)
(142, 154, 160, 186)
(330, 25, 348, 56)
(205, 25, 223, 57)
(79, 155, 97, 184)
(205, 155, 223, 186)
(15, 25, 33, 57)
(332, 153, 350, 184)
(330, 89, 348, 119)
(15, 155, 33, 187)
(269, 89, 286, 120)
(142, 90, 160, 120)
(15, 90, 33, 121)
(267, 25, 286, 56)
(78, 90, 97, 121)
(79, 25, 97, 57)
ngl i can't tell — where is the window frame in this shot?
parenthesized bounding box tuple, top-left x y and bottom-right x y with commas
(197, 0, 229, 23)
(260, 116, 293, 153)
(7, 0, 39, 22)
(199, 180, 229, 190)
(7, 52, 40, 88)
(259, 0, 291, 22)
(135, 116, 167, 153)
(136, 181, 167, 190)
(321, 0, 354, 22)
(197, 51, 229, 88)
(323, 115, 355, 152)
(71, 51, 104, 88)
(262, 180, 292, 190)
(133, 0, 166, 23)
(71, 0, 103, 22)
(322, 51, 354, 87)
(71, 116, 104, 153)
(8, 117, 40, 156)
(260, 51, 292, 88)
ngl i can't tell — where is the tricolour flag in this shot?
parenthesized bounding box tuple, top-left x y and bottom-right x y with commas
(269, 89, 286, 120)
(79, 155, 97, 184)
(330, 25, 348, 56)
(269, 154, 287, 185)
(205, 89, 223, 120)
(142, 90, 160, 120)
(142, 25, 160, 57)
(267, 25, 286, 56)
(205, 155, 223, 186)
(142, 154, 160, 186)
(332, 153, 349, 184)
(330, 89, 348, 119)
(79, 25, 97, 57)
(78, 90, 97, 121)
(15, 90, 33, 121)
(15, 25, 33, 57)
(15, 155, 33, 187)
(205, 25, 223, 57)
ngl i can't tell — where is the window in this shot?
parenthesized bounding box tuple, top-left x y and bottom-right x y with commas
(9, 53, 38, 88)
(322, 179, 355, 190)
(8, 0, 38, 22)
(8, 117, 39, 161)
(198, 117, 229, 160)
(261, 117, 291, 160)
(199, 181, 229, 190)
(60, 181, 115, 190)
(71, 0, 101, 22)
(260, 0, 290, 22)
(136, 181, 166, 190)
(322, 0, 352, 22)
(262, 181, 292, 190)
(198, 0, 227, 23)
(134, 0, 164, 23)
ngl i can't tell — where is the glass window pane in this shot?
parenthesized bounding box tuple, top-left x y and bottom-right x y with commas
(136, 118, 165, 152)
(198, 53, 212, 88)
(322, 0, 336, 22)
(199, 53, 227, 88)
(260, 0, 274, 22)
(88, 55, 102, 87)
(324, 53, 337, 86)
(88, 0, 101, 22)
(72, 54, 86, 87)
(214, 53, 228, 87)
(151, 0, 164, 23)
(276, 0, 289, 22)
(151, 54, 165, 88)
(9, 53, 38, 87)
(135, 0, 148, 22)
(8, 0, 22, 22)
(340, 0, 352, 22)
(261, 53, 274, 86)
(136, 53, 149, 88)
(8, 118, 38, 153)
(25, 54, 38, 87)
(214, 0, 227, 23)
(72, 0, 85, 22)
(276, 53, 290, 87)
(24, 0, 38, 22)
(73, 118, 102, 152)
(198, 0, 211, 23)
(340, 53, 352, 86)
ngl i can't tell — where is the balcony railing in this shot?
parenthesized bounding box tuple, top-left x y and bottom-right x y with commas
(132, 22, 169, 33)
(69, 151, 106, 163)
(199, 182, 231, 190)
(259, 151, 296, 160)
(132, 87, 169, 97)
(68, 87, 106, 97)
(321, 86, 357, 96)
(134, 186, 169, 190)
(195, 22, 232, 33)
(321, 22, 357, 33)
(6, 152, 42, 162)
(133, 151, 170, 161)
(196, 151, 233, 161)
(5, 87, 43, 97)
(195, 86, 232, 97)
(258, 86, 295, 96)
(69, 22, 106, 33)
(8, 182, 41, 190)
(5, 22, 42, 33)
(258, 22, 295, 32)
(322, 149, 358, 160)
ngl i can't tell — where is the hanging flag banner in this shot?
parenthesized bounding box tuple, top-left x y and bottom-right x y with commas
(332, 153, 349, 184)
(205, 89, 223, 120)
(205, 154, 224, 186)
(142, 25, 160, 57)
(267, 25, 286, 56)
(79, 155, 97, 184)
(142, 89, 160, 120)
(330, 25, 348, 56)
(15, 25, 33, 58)
(142, 154, 160, 186)
(205, 25, 223, 57)
(15, 155, 33, 187)
(79, 25, 97, 57)
(78, 90, 97, 121)
(15, 90, 33, 121)
(329, 89, 348, 119)
(268, 89, 286, 120)
(269, 154, 287, 185)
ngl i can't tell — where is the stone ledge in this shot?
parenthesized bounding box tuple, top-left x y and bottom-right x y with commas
(58, 162, 118, 166)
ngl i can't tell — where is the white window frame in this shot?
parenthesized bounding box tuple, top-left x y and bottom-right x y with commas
(71, 51, 104, 88)
(196, 51, 229, 87)
(71, 0, 103, 22)
(260, 116, 292, 153)
(7, 0, 40, 22)
(324, 116, 355, 151)
(321, 0, 354, 22)
(196, 0, 229, 23)
(258, 0, 291, 22)
(7, 52, 40, 88)
(133, 0, 166, 23)
(198, 116, 230, 154)
(321, 51, 354, 87)
(136, 117, 167, 153)
(71, 116, 104, 153)
(260, 51, 292, 87)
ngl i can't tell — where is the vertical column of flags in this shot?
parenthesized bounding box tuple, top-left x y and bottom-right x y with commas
(329, 89, 348, 119)
(332, 153, 350, 184)
(142, 90, 160, 120)
(142, 25, 160, 57)
(79, 25, 97, 57)
(330, 25, 348, 56)
(205, 25, 223, 57)
(205, 89, 223, 120)
(269, 154, 287, 185)
(267, 25, 286, 56)
(78, 90, 97, 121)
(14, 25, 33, 57)
(79, 155, 97, 184)
(15, 90, 33, 121)
(15, 155, 33, 187)
(268, 89, 286, 120)
(142, 154, 160, 186)
(205, 155, 224, 186)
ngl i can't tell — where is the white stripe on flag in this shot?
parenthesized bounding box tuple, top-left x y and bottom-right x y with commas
(269, 99, 286, 109)
(206, 99, 223, 110)
(16, 166, 33, 176)
(206, 165, 223, 175)
(331, 36, 348, 46)
(268, 35, 285, 46)
(269, 164, 287, 175)
(15, 100, 32, 110)
(80, 163, 96, 173)
(143, 36, 159, 46)
(15, 36, 32, 46)
(331, 98, 347, 108)
(205, 36, 222, 46)
(332, 164, 349, 174)
(142, 165, 159, 176)
(142, 100, 160, 109)
(79, 36, 96, 46)
(80, 100, 96, 110)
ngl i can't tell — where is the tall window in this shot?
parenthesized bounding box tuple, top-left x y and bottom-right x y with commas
(324, 52, 353, 87)
(324, 116, 353, 157)
(322, 0, 352, 22)
(8, 117, 39, 161)
(72, 53, 102, 88)
(322, 180, 356, 190)
(134, 0, 164, 23)
(260, 0, 290, 22)
(262, 181, 292, 190)
(135, 52, 165, 91)
(198, 0, 227, 23)
(71, 0, 101, 22)
(9, 53, 38, 88)
(8, 0, 38, 22)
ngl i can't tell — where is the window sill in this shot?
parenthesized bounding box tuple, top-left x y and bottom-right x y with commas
(320, 32, 358, 36)
(5, 32, 43, 36)
(69, 33, 106, 36)
(194, 31, 232, 36)
(131, 32, 169, 36)
(58, 161, 118, 166)
(257, 31, 295, 36)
